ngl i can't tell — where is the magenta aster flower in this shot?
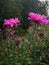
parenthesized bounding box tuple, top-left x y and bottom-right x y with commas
(28, 12, 39, 21)
(39, 19, 49, 24)
(15, 18, 20, 27)
(28, 12, 49, 24)
(4, 18, 20, 28)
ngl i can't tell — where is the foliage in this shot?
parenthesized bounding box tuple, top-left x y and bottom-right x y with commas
(0, 0, 49, 65)
(0, 16, 49, 65)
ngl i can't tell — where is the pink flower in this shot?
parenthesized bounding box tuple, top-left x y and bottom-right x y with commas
(9, 30, 15, 36)
(28, 12, 39, 21)
(38, 15, 49, 24)
(4, 18, 20, 28)
(28, 12, 49, 24)
(15, 18, 20, 27)
(39, 19, 49, 24)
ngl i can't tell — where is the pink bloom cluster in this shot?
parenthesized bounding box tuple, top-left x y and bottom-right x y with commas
(4, 18, 20, 28)
(28, 12, 49, 24)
